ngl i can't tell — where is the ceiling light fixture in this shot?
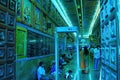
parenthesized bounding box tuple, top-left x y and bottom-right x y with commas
(78, 5, 80, 8)
(79, 0, 83, 38)
(83, 35, 89, 38)
(51, 0, 73, 26)
(73, 32, 76, 36)
(88, 2, 100, 36)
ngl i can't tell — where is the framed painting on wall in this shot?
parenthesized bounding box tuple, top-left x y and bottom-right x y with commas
(105, 47, 110, 66)
(0, 47, 6, 61)
(7, 14, 15, 27)
(9, 0, 16, 11)
(22, 0, 32, 25)
(0, 0, 7, 7)
(6, 63, 15, 76)
(110, 46, 117, 70)
(7, 30, 15, 43)
(16, 0, 22, 21)
(0, 29, 6, 45)
(0, 10, 6, 23)
(0, 64, 6, 79)
(7, 47, 15, 60)
(34, 7, 40, 29)
(110, 18, 116, 38)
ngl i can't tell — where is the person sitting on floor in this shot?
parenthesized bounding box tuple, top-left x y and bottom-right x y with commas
(66, 52, 73, 60)
(50, 61, 62, 77)
(64, 70, 73, 80)
(37, 61, 49, 80)
(59, 56, 67, 69)
(49, 61, 56, 79)
(62, 54, 70, 63)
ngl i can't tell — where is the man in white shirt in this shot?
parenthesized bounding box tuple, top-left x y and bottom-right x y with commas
(93, 46, 100, 70)
(37, 62, 48, 80)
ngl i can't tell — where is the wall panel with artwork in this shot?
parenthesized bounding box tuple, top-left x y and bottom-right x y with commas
(0, 0, 16, 79)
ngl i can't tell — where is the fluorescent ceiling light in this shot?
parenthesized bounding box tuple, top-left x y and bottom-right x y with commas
(51, 0, 73, 26)
(73, 32, 77, 36)
(79, 35, 81, 38)
(88, 2, 100, 35)
(83, 35, 89, 38)
(79, 34, 89, 38)
(29, 40, 36, 43)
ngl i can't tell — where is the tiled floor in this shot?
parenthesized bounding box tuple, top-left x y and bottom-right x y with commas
(61, 54, 101, 80)
(79, 70, 100, 80)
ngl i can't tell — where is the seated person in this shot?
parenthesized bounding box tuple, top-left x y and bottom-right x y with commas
(50, 61, 62, 74)
(59, 57, 66, 64)
(64, 70, 73, 80)
(37, 62, 49, 80)
(66, 52, 73, 60)
(61, 54, 70, 63)
(50, 61, 56, 75)
(59, 57, 67, 69)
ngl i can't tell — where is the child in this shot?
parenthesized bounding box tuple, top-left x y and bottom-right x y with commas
(64, 70, 73, 80)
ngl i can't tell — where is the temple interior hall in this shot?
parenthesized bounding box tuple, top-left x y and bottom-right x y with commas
(0, 0, 120, 80)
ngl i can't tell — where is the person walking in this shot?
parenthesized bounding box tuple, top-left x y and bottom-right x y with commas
(80, 48, 85, 73)
(93, 45, 100, 70)
(83, 46, 89, 73)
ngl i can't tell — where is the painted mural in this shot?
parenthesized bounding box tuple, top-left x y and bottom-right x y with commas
(34, 7, 40, 29)
(23, 0, 32, 25)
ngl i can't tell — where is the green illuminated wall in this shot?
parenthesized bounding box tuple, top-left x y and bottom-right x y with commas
(16, 26, 27, 59)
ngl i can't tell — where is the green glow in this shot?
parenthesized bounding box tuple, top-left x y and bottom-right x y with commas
(83, 34, 89, 38)
(16, 26, 27, 59)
